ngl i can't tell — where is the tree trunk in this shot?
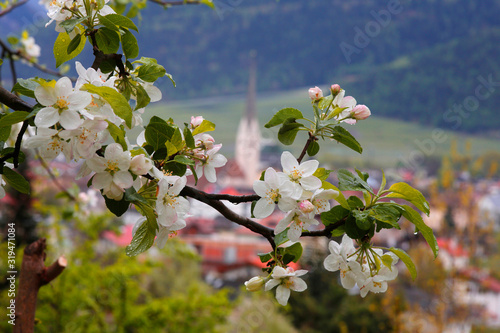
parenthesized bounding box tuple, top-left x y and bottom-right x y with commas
(13, 238, 66, 333)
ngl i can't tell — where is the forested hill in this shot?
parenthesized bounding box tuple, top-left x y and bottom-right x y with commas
(3, 0, 500, 133)
(138, 0, 500, 134)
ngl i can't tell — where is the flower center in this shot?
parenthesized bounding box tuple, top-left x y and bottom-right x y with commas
(373, 282, 382, 289)
(106, 160, 120, 173)
(283, 278, 293, 289)
(55, 97, 69, 110)
(289, 167, 302, 182)
(267, 189, 281, 203)
(163, 194, 177, 207)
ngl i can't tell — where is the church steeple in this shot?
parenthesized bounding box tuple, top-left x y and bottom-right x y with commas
(235, 51, 261, 186)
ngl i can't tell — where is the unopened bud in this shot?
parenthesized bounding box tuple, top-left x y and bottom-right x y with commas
(299, 200, 315, 214)
(130, 155, 153, 175)
(308, 86, 323, 101)
(245, 276, 265, 292)
(190, 116, 204, 128)
(352, 105, 371, 120)
(330, 84, 341, 95)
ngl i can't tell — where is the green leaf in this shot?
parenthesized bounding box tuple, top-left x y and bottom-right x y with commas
(283, 242, 303, 263)
(106, 121, 128, 151)
(59, 17, 88, 34)
(95, 27, 120, 54)
(184, 125, 195, 148)
(97, 14, 120, 31)
(318, 94, 333, 110)
(331, 225, 346, 237)
(53, 26, 86, 67)
(166, 73, 176, 87)
(82, 84, 133, 128)
(174, 155, 195, 166)
(163, 161, 187, 177)
(121, 29, 139, 59)
(126, 219, 156, 257)
(347, 196, 364, 209)
(7, 36, 19, 45)
(124, 187, 148, 205)
(344, 215, 366, 240)
(191, 119, 216, 136)
(1, 148, 25, 164)
(390, 247, 417, 280)
(385, 182, 430, 215)
(200, 0, 215, 8)
(381, 254, 394, 270)
(67, 33, 82, 55)
(313, 167, 332, 181)
(257, 252, 273, 263)
(368, 205, 402, 229)
(331, 126, 362, 154)
(352, 210, 371, 230)
(0, 111, 29, 127)
(12, 78, 39, 99)
(321, 181, 350, 209)
(400, 205, 438, 258)
(145, 117, 175, 151)
(274, 228, 289, 246)
(0, 127, 11, 142)
(171, 128, 184, 150)
(136, 62, 166, 82)
(132, 82, 150, 110)
(264, 107, 303, 128)
(277, 119, 303, 145)
(104, 194, 130, 216)
(100, 13, 138, 32)
(2, 167, 30, 194)
(337, 169, 374, 194)
(307, 140, 320, 156)
(321, 205, 349, 226)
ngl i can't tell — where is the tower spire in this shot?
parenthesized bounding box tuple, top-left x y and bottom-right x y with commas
(235, 51, 261, 186)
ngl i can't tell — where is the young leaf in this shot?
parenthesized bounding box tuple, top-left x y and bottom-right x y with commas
(58, 17, 88, 34)
(257, 252, 273, 263)
(283, 242, 303, 263)
(320, 205, 349, 226)
(264, 107, 303, 128)
(337, 169, 374, 194)
(136, 62, 167, 82)
(321, 181, 350, 209)
(274, 228, 290, 246)
(331, 126, 362, 154)
(0, 111, 29, 127)
(400, 205, 438, 258)
(277, 119, 303, 145)
(368, 205, 401, 229)
(12, 78, 39, 99)
(385, 182, 430, 215)
(121, 29, 139, 59)
(67, 33, 82, 55)
(389, 247, 417, 280)
(307, 140, 320, 156)
(82, 84, 133, 128)
(106, 121, 128, 151)
(192, 119, 216, 136)
(184, 125, 195, 148)
(104, 194, 130, 216)
(101, 13, 138, 32)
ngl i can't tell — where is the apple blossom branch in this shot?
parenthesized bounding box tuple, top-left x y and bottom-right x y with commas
(0, 0, 28, 18)
(88, 31, 128, 78)
(0, 38, 72, 81)
(297, 132, 316, 164)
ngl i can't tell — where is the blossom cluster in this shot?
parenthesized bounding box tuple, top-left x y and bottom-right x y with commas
(308, 85, 371, 124)
(253, 151, 338, 242)
(21, 61, 227, 249)
(41, 0, 115, 33)
(324, 235, 399, 298)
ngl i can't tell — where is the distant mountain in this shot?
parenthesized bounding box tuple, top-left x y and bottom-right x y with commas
(2, 0, 500, 134)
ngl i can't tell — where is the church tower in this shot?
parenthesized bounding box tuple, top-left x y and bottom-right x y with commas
(235, 52, 261, 186)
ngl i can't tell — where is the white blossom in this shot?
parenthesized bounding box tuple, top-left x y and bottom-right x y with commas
(253, 167, 297, 219)
(265, 266, 308, 306)
(156, 176, 190, 227)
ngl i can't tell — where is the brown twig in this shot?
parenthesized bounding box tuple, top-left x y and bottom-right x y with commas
(0, 38, 73, 80)
(0, 0, 28, 17)
(297, 132, 316, 163)
(14, 238, 66, 333)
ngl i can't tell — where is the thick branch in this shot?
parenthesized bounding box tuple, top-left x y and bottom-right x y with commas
(0, 85, 32, 112)
(14, 238, 66, 333)
(0, 0, 28, 17)
(202, 191, 260, 203)
(181, 186, 276, 248)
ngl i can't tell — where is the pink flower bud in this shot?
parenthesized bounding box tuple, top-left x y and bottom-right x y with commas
(308, 86, 323, 101)
(190, 116, 204, 128)
(352, 105, 371, 120)
(330, 84, 341, 94)
(299, 200, 315, 214)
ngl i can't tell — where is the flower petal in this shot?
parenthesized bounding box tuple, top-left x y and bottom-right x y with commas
(275, 285, 291, 306)
(35, 107, 59, 128)
(254, 198, 275, 219)
(59, 109, 83, 130)
(290, 277, 307, 292)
